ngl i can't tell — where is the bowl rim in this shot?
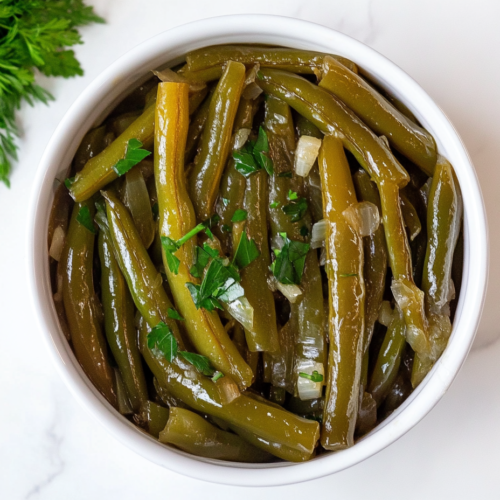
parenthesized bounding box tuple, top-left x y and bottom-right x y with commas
(28, 14, 489, 487)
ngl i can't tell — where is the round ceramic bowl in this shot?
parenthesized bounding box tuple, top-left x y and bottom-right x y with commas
(28, 14, 488, 487)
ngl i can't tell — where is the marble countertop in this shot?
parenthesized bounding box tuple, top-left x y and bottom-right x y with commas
(2, 0, 499, 498)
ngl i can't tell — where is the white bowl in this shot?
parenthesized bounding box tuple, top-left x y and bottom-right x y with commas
(28, 14, 488, 487)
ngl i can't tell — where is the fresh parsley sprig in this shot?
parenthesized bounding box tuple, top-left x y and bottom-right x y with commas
(270, 232, 310, 285)
(112, 138, 151, 176)
(0, 0, 104, 187)
(76, 205, 96, 234)
(232, 126, 273, 177)
(147, 321, 223, 381)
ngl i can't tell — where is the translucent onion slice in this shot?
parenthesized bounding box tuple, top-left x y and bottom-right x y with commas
(276, 282, 302, 303)
(377, 300, 394, 327)
(233, 128, 251, 150)
(152, 68, 206, 92)
(242, 82, 263, 100)
(49, 226, 66, 262)
(311, 219, 327, 249)
(342, 201, 380, 237)
(294, 136, 322, 177)
(244, 63, 260, 86)
(216, 376, 241, 404)
(296, 359, 325, 401)
(222, 297, 254, 332)
(379, 135, 390, 149)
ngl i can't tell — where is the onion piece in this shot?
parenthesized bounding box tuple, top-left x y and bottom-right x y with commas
(276, 282, 302, 303)
(319, 247, 327, 266)
(49, 226, 66, 261)
(242, 82, 263, 100)
(222, 297, 254, 332)
(296, 360, 324, 401)
(216, 376, 241, 404)
(244, 63, 260, 86)
(294, 136, 322, 177)
(342, 201, 380, 237)
(378, 300, 394, 327)
(311, 219, 327, 249)
(233, 128, 251, 150)
(152, 68, 206, 93)
(379, 135, 390, 149)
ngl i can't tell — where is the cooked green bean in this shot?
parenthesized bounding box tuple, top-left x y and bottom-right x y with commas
(188, 86, 208, 115)
(159, 407, 272, 462)
(319, 56, 436, 175)
(73, 125, 107, 173)
(186, 45, 358, 75)
(318, 135, 365, 450)
(237, 170, 279, 352)
(400, 192, 422, 241)
(189, 61, 246, 220)
(155, 82, 253, 389)
(96, 212, 148, 412)
(70, 104, 155, 202)
(141, 400, 170, 438)
(185, 89, 213, 163)
(60, 200, 117, 406)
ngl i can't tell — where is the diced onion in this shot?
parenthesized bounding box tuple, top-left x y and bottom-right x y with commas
(296, 359, 324, 401)
(294, 136, 322, 177)
(244, 63, 260, 86)
(152, 68, 206, 92)
(378, 300, 394, 327)
(242, 82, 263, 100)
(311, 219, 327, 249)
(49, 226, 66, 261)
(276, 281, 302, 303)
(222, 297, 254, 332)
(233, 128, 251, 150)
(216, 376, 240, 404)
(342, 201, 380, 237)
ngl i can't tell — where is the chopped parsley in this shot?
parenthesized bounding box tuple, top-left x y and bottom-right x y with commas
(76, 205, 96, 234)
(167, 307, 184, 321)
(282, 190, 308, 222)
(270, 201, 280, 209)
(64, 176, 75, 189)
(233, 230, 260, 269)
(231, 209, 247, 222)
(113, 138, 151, 176)
(232, 127, 273, 177)
(147, 322, 178, 362)
(299, 371, 324, 383)
(270, 232, 310, 285)
(221, 197, 230, 207)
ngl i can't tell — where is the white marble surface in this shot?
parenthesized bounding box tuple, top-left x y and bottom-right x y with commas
(1, 0, 500, 497)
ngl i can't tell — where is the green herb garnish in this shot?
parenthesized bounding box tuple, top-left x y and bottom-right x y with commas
(64, 176, 76, 189)
(0, 1, 104, 187)
(233, 230, 260, 269)
(113, 138, 151, 176)
(147, 321, 178, 362)
(283, 190, 308, 222)
(270, 201, 280, 209)
(221, 197, 230, 207)
(300, 226, 309, 237)
(278, 171, 293, 178)
(233, 151, 260, 177)
(231, 209, 247, 222)
(299, 371, 324, 383)
(257, 70, 264, 80)
(232, 127, 273, 177)
(179, 351, 217, 376)
(167, 307, 184, 321)
(76, 206, 96, 234)
(221, 224, 232, 233)
(212, 371, 224, 382)
(270, 232, 310, 285)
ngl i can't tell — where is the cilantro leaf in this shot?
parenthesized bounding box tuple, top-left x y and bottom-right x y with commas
(231, 209, 247, 222)
(147, 322, 178, 362)
(76, 206, 96, 234)
(167, 308, 184, 321)
(113, 138, 151, 176)
(178, 351, 216, 376)
(233, 230, 260, 269)
(270, 233, 310, 285)
(299, 371, 324, 383)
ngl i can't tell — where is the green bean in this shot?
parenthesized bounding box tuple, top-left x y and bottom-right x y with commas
(73, 126, 107, 173)
(155, 82, 253, 389)
(189, 61, 246, 220)
(159, 407, 273, 462)
(188, 86, 208, 115)
(412, 156, 462, 387)
(185, 89, 213, 163)
(237, 169, 279, 352)
(110, 111, 141, 137)
(318, 135, 365, 450)
(319, 56, 436, 175)
(355, 392, 377, 436)
(216, 97, 258, 251)
(287, 396, 324, 415)
(60, 200, 116, 406)
(178, 65, 224, 83)
(257, 68, 409, 187)
(97, 213, 148, 412)
(368, 306, 406, 406)
(122, 167, 155, 248)
(295, 114, 322, 139)
(186, 45, 359, 75)
(353, 170, 388, 351)
(70, 104, 155, 202)
(141, 401, 170, 438)
(138, 325, 320, 456)
(400, 192, 422, 241)
(102, 190, 184, 346)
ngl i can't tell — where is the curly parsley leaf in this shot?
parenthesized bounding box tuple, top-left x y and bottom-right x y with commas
(270, 233, 310, 285)
(147, 321, 178, 362)
(113, 138, 151, 176)
(76, 205, 96, 234)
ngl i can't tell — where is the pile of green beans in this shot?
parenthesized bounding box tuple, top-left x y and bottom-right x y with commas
(49, 44, 463, 462)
